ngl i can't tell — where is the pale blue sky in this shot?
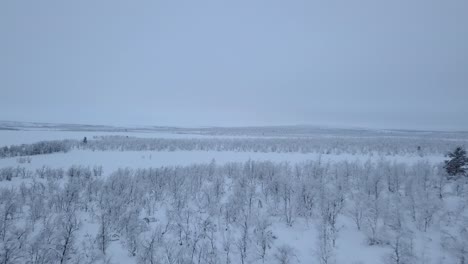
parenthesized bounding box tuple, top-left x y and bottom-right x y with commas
(1, 0, 467, 130)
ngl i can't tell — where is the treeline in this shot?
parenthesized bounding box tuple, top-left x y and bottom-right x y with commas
(0, 164, 103, 181)
(83, 135, 466, 156)
(1, 159, 467, 263)
(0, 140, 75, 158)
(1, 136, 466, 159)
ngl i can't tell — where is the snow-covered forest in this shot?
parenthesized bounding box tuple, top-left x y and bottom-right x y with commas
(0, 127, 467, 264)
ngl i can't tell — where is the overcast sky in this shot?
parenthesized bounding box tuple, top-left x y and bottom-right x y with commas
(1, 0, 467, 130)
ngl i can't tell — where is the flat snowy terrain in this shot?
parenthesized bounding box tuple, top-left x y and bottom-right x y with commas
(0, 125, 467, 264)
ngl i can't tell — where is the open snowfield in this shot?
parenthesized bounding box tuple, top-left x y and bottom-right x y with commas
(0, 149, 445, 174)
(0, 127, 467, 264)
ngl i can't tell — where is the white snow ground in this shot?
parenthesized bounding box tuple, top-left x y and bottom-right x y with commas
(0, 149, 444, 173)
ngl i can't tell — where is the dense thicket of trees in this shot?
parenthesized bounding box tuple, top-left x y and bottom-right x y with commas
(0, 158, 467, 263)
(1, 136, 466, 160)
(82, 136, 467, 156)
(0, 140, 74, 158)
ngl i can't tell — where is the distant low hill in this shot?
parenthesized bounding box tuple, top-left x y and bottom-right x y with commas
(1, 120, 467, 140)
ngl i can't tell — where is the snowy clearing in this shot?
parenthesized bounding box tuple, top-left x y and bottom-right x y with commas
(0, 149, 445, 173)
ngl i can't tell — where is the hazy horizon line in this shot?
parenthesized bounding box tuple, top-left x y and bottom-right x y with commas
(1, 119, 467, 134)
